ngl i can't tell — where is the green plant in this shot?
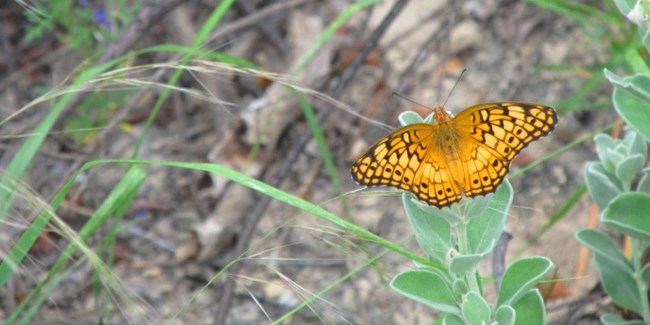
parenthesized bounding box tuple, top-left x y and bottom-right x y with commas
(388, 111, 553, 324)
(25, 0, 138, 57)
(24, 1, 140, 143)
(579, 127, 650, 324)
(576, 1, 650, 324)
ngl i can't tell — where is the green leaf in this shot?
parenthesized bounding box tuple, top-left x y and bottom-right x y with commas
(442, 314, 465, 325)
(601, 313, 647, 325)
(466, 180, 513, 255)
(595, 133, 617, 164)
(410, 196, 465, 225)
(399, 111, 425, 125)
(605, 69, 650, 100)
(624, 130, 648, 161)
(391, 269, 459, 313)
(403, 194, 453, 264)
(585, 162, 622, 209)
(606, 70, 650, 142)
(461, 291, 491, 325)
(463, 195, 490, 219)
(452, 278, 468, 298)
(602, 192, 650, 241)
(497, 257, 553, 307)
(576, 229, 641, 313)
(449, 254, 486, 275)
(512, 289, 546, 325)
(576, 229, 633, 272)
(605, 148, 626, 174)
(615, 154, 645, 189)
(611, 0, 636, 15)
(495, 305, 516, 325)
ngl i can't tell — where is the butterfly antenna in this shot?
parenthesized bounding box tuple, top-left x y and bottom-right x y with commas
(441, 68, 467, 109)
(391, 92, 434, 111)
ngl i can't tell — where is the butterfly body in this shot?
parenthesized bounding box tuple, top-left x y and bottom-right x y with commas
(350, 102, 557, 208)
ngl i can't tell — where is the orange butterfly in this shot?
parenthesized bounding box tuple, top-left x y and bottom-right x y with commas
(350, 102, 557, 208)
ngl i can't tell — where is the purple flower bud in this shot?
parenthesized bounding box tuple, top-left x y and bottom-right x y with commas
(94, 8, 111, 30)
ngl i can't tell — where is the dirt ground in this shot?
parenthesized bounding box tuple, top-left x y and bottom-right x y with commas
(0, 1, 621, 324)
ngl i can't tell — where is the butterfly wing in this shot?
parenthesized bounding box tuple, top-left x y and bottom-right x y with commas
(451, 102, 558, 197)
(351, 124, 464, 208)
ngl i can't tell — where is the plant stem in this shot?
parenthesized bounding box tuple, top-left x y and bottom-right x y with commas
(632, 238, 650, 321)
(456, 219, 481, 293)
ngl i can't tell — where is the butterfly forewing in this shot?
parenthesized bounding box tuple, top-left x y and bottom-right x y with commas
(450, 102, 558, 197)
(350, 124, 464, 207)
(351, 102, 557, 209)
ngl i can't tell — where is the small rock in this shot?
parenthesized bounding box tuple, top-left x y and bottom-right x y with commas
(263, 279, 299, 307)
(450, 20, 481, 53)
(463, 0, 502, 21)
(174, 233, 200, 262)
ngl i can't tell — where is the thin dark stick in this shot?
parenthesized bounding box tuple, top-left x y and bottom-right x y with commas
(213, 1, 410, 323)
(492, 231, 512, 290)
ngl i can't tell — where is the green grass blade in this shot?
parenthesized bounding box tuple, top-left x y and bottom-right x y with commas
(131, 43, 260, 68)
(131, 0, 235, 158)
(16, 260, 83, 325)
(292, 89, 343, 197)
(529, 182, 587, 243)
(0, 57, 131, 229)
(5, 167, 147, 323)
(557, 72, 605, 113)
(526, 0, 618, 28)
(90, 159, 439, 269)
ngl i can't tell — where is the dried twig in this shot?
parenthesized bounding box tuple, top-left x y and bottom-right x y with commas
(492, 230, 512, 290)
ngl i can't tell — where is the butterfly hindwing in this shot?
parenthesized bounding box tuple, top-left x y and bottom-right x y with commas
(350, 124, 463, 207)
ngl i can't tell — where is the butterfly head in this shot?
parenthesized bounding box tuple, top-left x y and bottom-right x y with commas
(433, 107, 453, 125)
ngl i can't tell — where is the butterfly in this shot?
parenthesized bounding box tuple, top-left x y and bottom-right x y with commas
(350, 102, 557, 209)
